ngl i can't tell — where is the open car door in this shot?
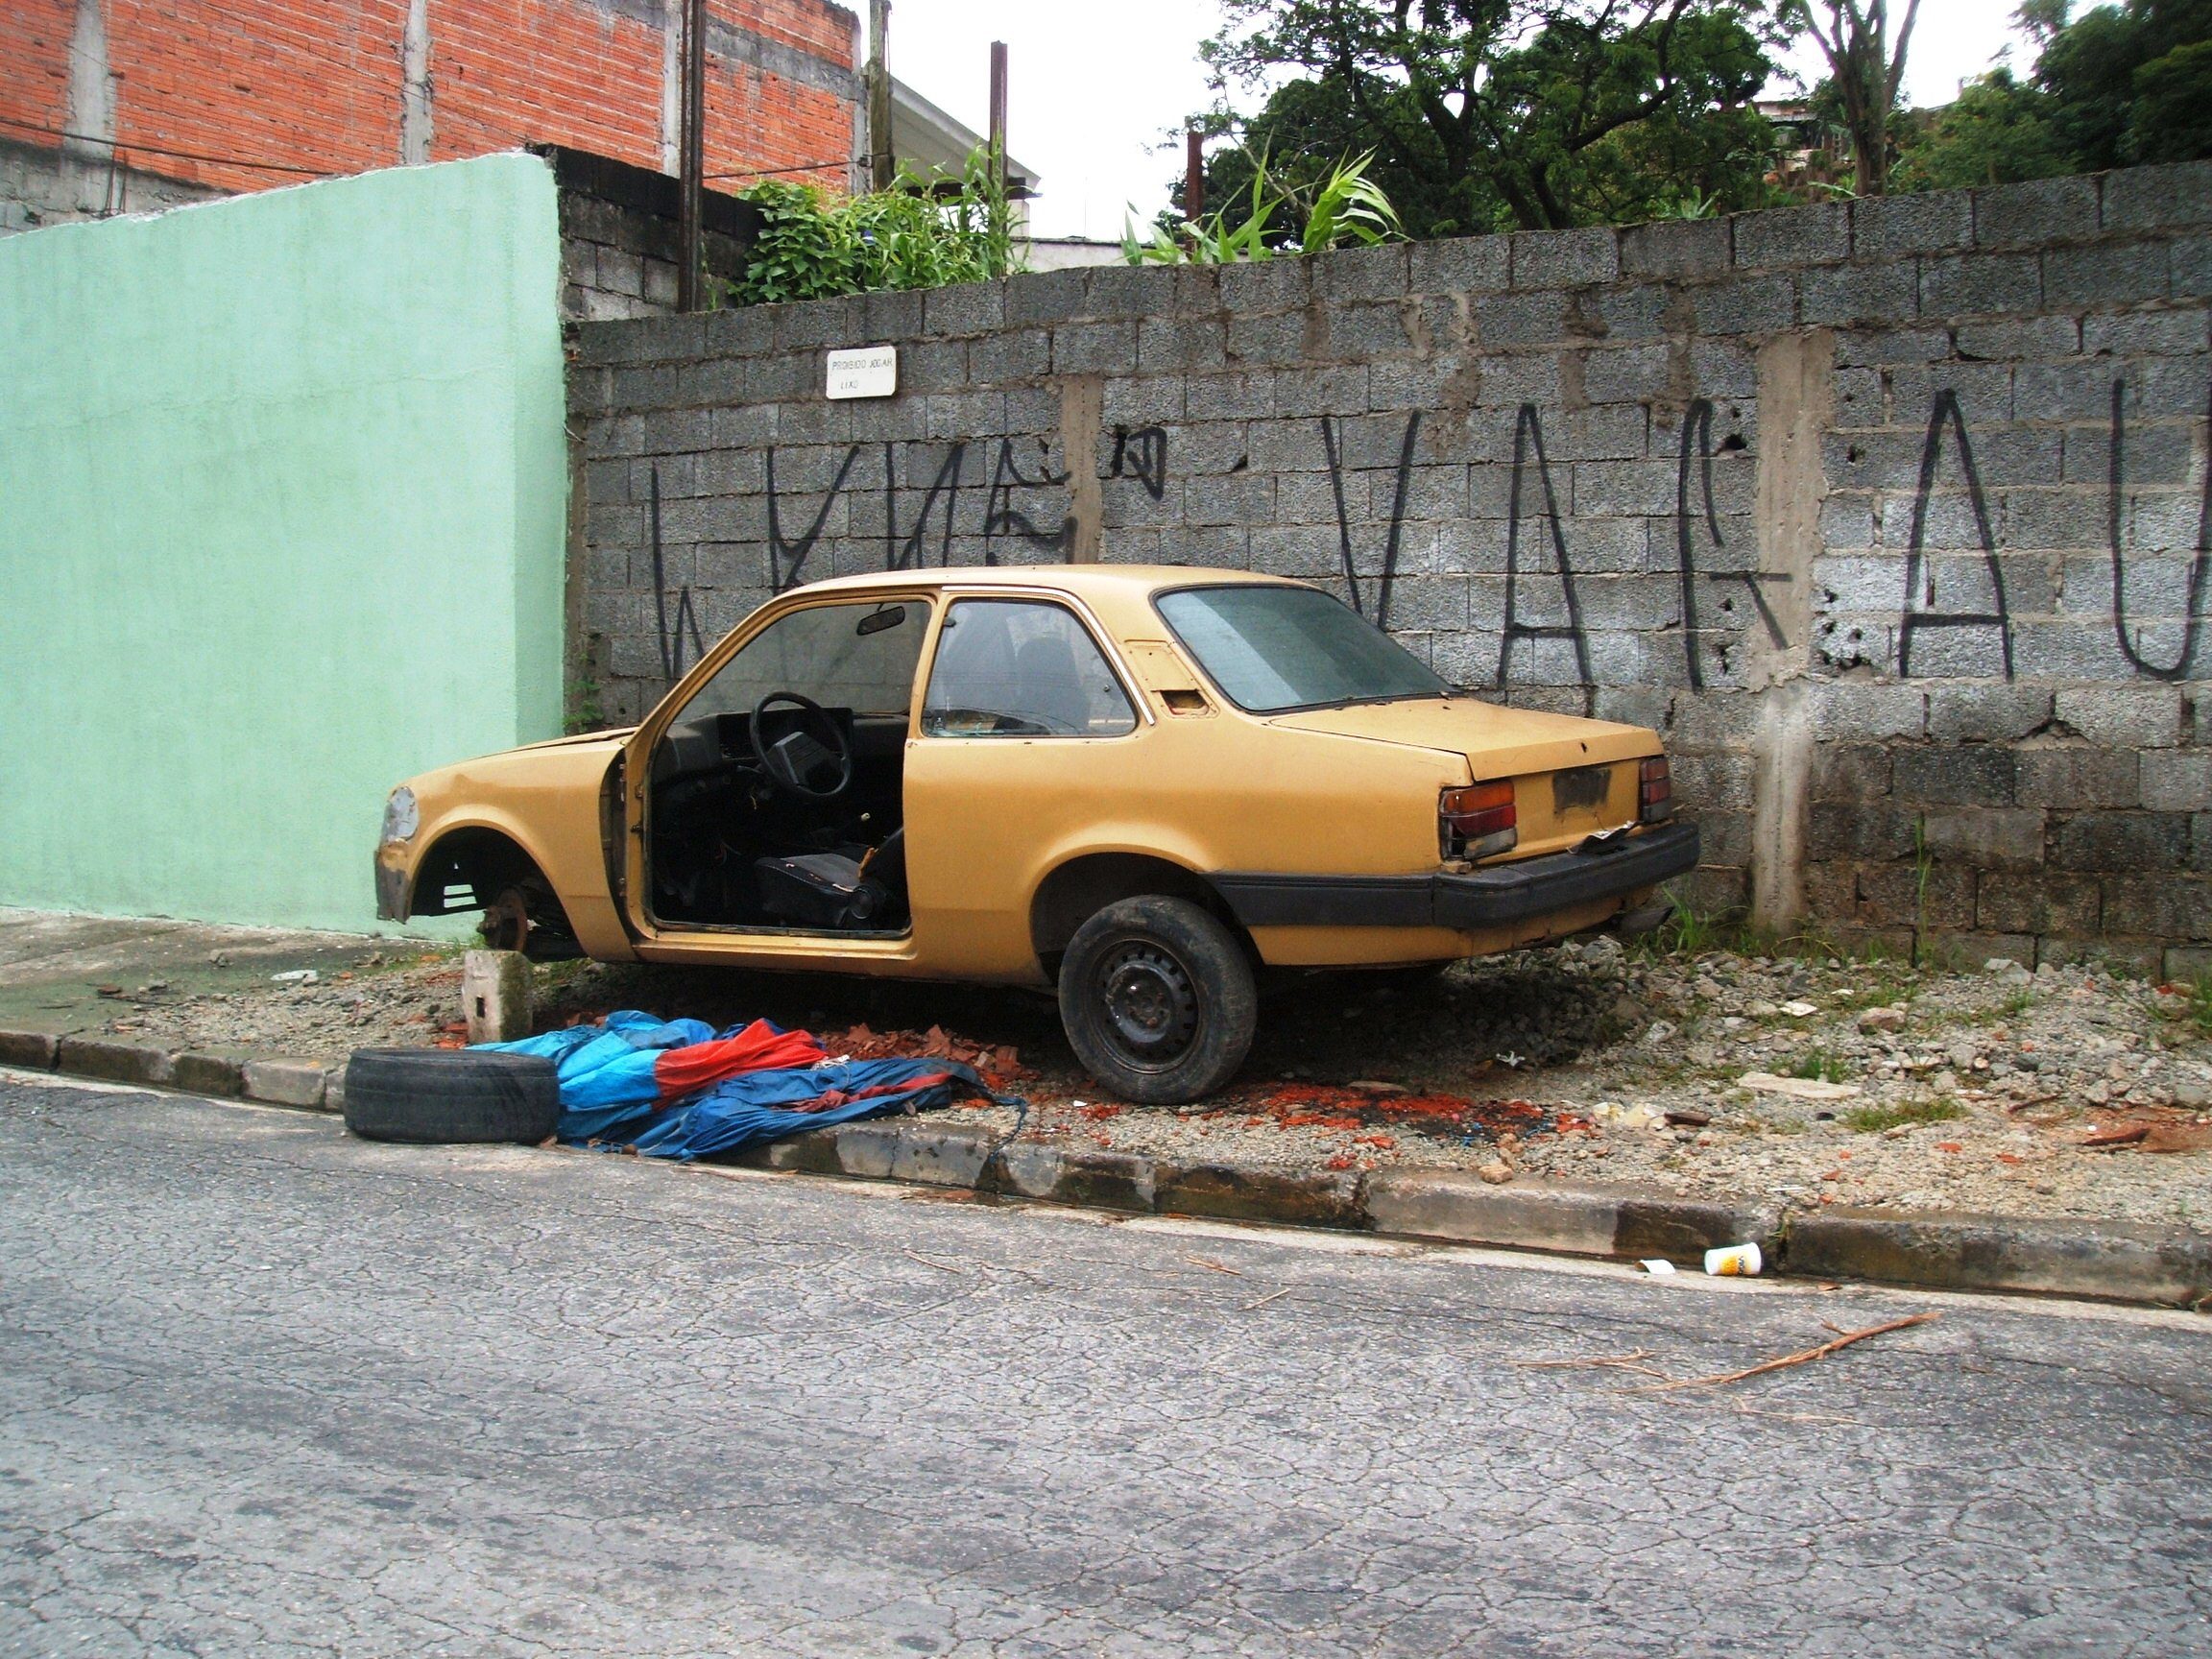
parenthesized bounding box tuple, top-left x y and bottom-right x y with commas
(616, 591, 934, 954)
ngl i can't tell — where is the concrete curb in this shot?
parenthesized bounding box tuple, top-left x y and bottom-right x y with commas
(7, 1025, 2208, 1310)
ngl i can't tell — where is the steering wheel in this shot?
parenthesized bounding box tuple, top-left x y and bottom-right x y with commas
(749, 691, 855, 801)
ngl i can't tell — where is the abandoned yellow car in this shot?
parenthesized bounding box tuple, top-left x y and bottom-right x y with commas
(376, 566, 1695, 1102)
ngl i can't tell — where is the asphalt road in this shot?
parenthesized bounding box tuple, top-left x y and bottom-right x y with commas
(2, 1072, 2208, 1659)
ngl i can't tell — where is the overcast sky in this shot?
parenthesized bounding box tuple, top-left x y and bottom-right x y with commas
(888, 0, 2042, 241)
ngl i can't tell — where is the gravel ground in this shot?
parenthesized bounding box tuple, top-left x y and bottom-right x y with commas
(72, 930, 2212, 1230)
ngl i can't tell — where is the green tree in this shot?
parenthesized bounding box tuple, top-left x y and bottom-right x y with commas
(1893, 1, 2212, 191)
(1890, 68, 2073, 189)
(1782, 2, 1921, 194)
(1196, 1, 1791, 234)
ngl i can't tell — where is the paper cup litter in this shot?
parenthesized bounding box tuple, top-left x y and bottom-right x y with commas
(1703, 1241, 1763, 1277)
(1641, 1259, 1676, 1276)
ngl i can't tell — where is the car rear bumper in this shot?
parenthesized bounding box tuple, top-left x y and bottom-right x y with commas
(1213, 820, 1700, 931)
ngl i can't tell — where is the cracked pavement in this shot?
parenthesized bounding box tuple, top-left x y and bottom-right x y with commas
(2, 1071, 2209, 1658)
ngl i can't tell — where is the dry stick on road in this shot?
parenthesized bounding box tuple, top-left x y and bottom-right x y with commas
(1624, 1312, 1940, 1394)
(1513, 1348, 1666, 1377)
(1240, 1286, 1294, 1311)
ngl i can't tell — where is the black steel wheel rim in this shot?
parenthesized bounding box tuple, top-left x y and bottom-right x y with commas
(1094, 937, 1201, 1070)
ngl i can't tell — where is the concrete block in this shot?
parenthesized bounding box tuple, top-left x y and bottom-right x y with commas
(2046, 240, 2170, 307)
(2056, 685, 2184, 748)
(1893, 745, 2017, 807)
(1315, 241, 1410, 301)
(1004, 266, 1088, 326)
(0, 1028, 60, 1069)
(2102, 158, 2212, 231)
(832, 1119, 997, 1186)
(1919, 252, 2041, 317)
(1618, 218, 1730, 278)
(1733, 202, 1851, 268)
(1978, 870, 2100, 936)
(1408, 233, 1512, 296)
(1921, 807, 2046, 871)
(242, 1058, 328, 1109)
(1047, 1148, 1157, 1213)
(1511, 226, 1618, 288)
(1811, 683, 1927, 741)
(1690, 276, 1795, 333)
(1975, 176, 2100, 250)
(2102, 874, 2212, 938)
(1050, 321, 1138, 375)
(173, 1050, 250, 1097)
(55, 1038, 175, 1088)
(1853, 190, 1972, 257)
(1080, 263, 1163, 319)
(2050, 810, 2192, 871)
(1366, 1170, 1620, 1255)
(462, 950, 533, 1045)
(1154, 1161, 1364, 1228)
(1790, 1208, 2212, 1307)
(2142, 750, 2212, 812)
(1217, 257, 1311, 315)
(1802, 261, 1918, 327)
(1926, 685, 2054, 743)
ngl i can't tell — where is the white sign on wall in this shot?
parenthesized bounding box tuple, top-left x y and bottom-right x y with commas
(826, 345, 899, 400)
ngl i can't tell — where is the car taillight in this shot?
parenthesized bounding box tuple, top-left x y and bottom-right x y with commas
(1640, 757, 1674, 824)
(1442, 781, 1517, 859)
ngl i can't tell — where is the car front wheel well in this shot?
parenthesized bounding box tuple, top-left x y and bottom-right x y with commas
(1030, 854, 1250, 970)
(410, 830, 581, 961)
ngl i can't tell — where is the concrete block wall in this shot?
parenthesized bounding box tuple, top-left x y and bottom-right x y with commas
(566, 162, 2212, 976)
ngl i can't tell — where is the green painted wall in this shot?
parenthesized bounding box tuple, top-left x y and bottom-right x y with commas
(0, 153, 567, 932)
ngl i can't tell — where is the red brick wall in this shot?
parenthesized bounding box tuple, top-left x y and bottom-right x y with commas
(1, 0, 855, 199)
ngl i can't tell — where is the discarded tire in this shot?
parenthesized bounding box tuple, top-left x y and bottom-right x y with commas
(343, 1048, 560, 1145)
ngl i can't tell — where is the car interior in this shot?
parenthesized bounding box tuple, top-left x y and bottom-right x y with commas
(648, 599, 925, 934)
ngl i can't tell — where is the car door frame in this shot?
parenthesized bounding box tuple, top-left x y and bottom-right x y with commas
(894, 583, 1158, 983)
(618, 584, 941, 965)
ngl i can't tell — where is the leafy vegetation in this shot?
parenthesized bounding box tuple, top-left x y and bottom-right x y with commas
(1124, 149, 1403, 264)
(728, 149, 1018, 306)
(1896, 0, 2212, 189)
(1790, 1046, 1859, 1083)
(1193, 0, 1791, 235)
(1842, 1095, 1966, 1133)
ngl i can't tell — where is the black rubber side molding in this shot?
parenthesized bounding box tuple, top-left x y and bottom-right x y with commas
(343, 1048, 560, 1145)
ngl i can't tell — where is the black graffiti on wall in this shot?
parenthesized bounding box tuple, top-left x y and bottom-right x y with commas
(1499, 404, 1594, 690)
(1677, 398, 1791, 692)
(649, 465, 704, 685)
(2108, 378, 2209, 681)
(1899, 389, 2015, 681)
(628, 377, 2211, 690)
(1321, 412, 1422, 631)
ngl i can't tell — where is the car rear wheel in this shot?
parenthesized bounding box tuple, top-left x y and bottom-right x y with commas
(1057, 897, 1256, 1105)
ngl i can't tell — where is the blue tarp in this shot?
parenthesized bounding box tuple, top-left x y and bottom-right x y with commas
(478, 1010, 1006, 1161)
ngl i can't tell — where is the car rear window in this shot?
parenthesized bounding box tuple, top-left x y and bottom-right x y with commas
(1155, 586, 1448, 713)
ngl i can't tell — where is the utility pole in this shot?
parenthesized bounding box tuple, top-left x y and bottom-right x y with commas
(867, 0, 894, 192)
(987, 40, 1007, 199)
(1184, 127, 1205, 221)
(677, 0, 706, 311)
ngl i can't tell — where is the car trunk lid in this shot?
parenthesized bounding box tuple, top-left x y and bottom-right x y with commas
(1265, 696, 1659, 860)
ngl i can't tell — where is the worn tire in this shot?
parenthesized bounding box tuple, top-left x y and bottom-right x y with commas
(343, 1048, 560, 1144)
(1057, 896, 1257, 1105)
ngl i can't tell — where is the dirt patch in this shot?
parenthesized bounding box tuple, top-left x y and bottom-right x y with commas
(38, 914, 2212, 1231)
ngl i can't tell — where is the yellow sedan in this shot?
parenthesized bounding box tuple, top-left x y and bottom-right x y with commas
(376, 566, 1695, 1102)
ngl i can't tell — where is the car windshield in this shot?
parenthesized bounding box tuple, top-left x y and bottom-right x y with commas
(1154, 586, 1450, 713)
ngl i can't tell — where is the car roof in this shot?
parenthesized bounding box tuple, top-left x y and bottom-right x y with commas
(781, 565, 1310, 600)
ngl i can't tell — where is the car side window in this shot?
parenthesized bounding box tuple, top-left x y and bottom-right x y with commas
(922, 600, 1138, 738)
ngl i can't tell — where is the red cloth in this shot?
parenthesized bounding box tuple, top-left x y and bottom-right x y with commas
(652, 1019, 827, 1098)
